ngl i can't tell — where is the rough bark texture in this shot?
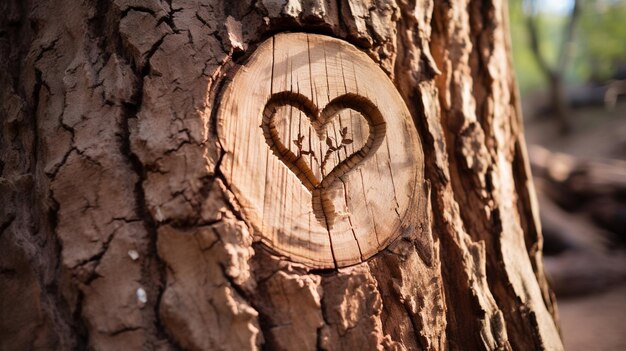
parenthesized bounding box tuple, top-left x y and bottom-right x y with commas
(0, 0, 562, 350)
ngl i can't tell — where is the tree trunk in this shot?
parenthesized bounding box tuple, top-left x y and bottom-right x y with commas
(0, 0, 563, 350)
(547, 74, 571, 134)
(525, 0, 580, 134)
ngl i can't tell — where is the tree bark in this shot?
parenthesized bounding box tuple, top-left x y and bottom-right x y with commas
(0, 0, 562, 350)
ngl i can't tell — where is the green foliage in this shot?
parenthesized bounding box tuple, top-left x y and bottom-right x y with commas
(509, 0, 626, 95)
(574, 2, 626, 81)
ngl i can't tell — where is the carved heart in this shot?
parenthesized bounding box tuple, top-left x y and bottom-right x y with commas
(261, 91, 386, 227)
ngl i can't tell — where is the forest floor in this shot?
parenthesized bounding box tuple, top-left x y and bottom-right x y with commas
(524, 102, 626, 350)
(525, 103, 626, 160)
(559, 282, 626, 351)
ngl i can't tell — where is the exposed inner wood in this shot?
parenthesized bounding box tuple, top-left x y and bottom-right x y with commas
(218, 33, 424, 268)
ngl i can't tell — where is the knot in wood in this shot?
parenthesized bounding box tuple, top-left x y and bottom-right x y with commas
(218, 33, 424, 268)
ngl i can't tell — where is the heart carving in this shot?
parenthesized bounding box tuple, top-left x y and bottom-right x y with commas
(261, 91, 386, 228)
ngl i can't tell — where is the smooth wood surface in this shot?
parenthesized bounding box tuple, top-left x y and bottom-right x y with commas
(218, 33, 424, 268)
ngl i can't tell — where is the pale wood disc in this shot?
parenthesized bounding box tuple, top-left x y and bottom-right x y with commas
(218, 32, 424, 268)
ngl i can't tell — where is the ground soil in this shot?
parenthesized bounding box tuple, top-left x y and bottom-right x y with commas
(559, 282, 626, 351)
(524, 102, 626, 350)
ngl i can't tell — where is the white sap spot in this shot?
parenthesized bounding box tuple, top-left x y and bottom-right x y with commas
(128, 250, 139, 261)
(136, 287, 147, 305)
(155, 207, 164, 222)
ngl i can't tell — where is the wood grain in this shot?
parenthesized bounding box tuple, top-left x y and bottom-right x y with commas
(218, 33, 424, 268)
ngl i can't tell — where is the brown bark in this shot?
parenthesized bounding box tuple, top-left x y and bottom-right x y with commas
(0, 0, 562, 350)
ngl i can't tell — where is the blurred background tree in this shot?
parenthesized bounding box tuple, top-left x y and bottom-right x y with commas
(575, 1, 626, 81)
(510, 0, 626, 126)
